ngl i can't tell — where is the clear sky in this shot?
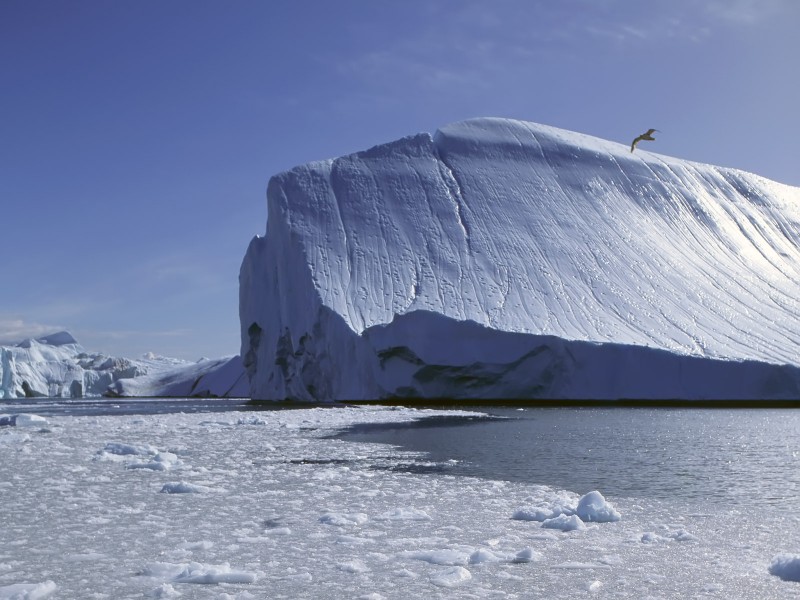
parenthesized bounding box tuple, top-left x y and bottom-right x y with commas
(2, 0, 798, 360)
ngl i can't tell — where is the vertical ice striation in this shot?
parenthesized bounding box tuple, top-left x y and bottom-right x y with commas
(240, 117, 800, 401)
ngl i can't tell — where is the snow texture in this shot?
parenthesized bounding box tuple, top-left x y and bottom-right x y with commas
(240, 117, 800, 401)
(0, 332, 246, 399)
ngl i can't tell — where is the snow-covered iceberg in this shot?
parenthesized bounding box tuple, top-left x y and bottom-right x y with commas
(240, 117, 800, 401)
(0, 332, 247, 399)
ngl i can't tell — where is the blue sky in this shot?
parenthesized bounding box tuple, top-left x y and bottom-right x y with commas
(2, 0, 798, 360)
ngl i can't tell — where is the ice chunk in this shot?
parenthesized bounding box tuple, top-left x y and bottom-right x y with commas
(541, 514, 586, 532)
(141, 561, 257, 584)
(769, 554, 800, 581)
(403, 549, 470, 566)
(127, 452, 182, 471)
(319, 512, 368, 526)
(0, 414, 48, 428)
(373, 508, 431, 521)
(0, 581, 57, 599)
(337, 560, 369, 573)
(512, 547, 543, 563)
(430, 566, 472, 587)
(575, 491, 621, 522)
(101, 442, 157, 456)
(159, 482, 215, 494)
(468, 549, 503, 564)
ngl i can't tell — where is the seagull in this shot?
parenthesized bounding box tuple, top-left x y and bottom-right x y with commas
(630, 128, 659, 152)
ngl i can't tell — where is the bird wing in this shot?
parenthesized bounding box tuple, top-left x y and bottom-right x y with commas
(630, 135, 643, 152)
(645, 128, 657, 135)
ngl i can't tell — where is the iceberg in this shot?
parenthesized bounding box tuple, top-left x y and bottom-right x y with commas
(239, 117, 800, 401)
(0, 332, 247, 399)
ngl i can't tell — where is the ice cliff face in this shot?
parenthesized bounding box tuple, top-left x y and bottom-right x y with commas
(0, 332, 247, 399)
(240, 117, 800, 401)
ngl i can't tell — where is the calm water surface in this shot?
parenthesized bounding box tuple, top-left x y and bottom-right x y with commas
(6, 399, 799, 507)
(338, 408, 800, 506)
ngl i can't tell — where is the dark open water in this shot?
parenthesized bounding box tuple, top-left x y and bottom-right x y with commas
(337, 407, 800, 505)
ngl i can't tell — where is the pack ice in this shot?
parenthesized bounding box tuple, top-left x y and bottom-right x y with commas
(240, 117, 800, 401)
(0, 331, 246, 399)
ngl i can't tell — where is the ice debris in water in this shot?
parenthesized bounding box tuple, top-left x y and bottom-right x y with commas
(140, 561, 258, 584)
(159, 481, 216, 494)
(0, 414, 48, 428)
(576, 491, 621, 522)
(0, 581, 57, 599)
(542, 514, 586, 532)
(513, 490, 620, 528)
(769, 554, 800, 582)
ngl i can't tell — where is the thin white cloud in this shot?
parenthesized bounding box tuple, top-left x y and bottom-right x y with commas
(0, 318, 66, 345)
(704, 0, 792, 24)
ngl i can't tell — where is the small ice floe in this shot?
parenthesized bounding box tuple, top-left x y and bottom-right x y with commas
(468, 549, 503, 564)
(0, 580, 57, 599)
(159, 481, 217, 494)
(395, 568, 419, 578)
(126, 451, 182, 471)
(639, 528, 698, 544)
(542, 514, 586, 532)
(586, 580, 603, 593)
(514, 490, 620, 531)
(0, 431, 30, 446)
(319, 512, 368, 526)
(140, 561, 258, 584)
(177, 540, 213, 551)
(373, 508, 431, 522)
(512, 490, 578, 522)
(403, 549, 470, 566)
(553, 562, 612, 571)
(512, 547, 543, 563)
(769, 554, 800, 582)
(575, 491, 620, 523)
(0, 414, 48, 428)
(96, 441, 157, 461)
(335, 535, 375, 545)
(148, 583, 180, 598)
(430, 566, 472, 588)
(14, 414, 48, 428)
(236, 415, 267, 426)
(405, 546, 538, 566)
(337, 559, 370, 574)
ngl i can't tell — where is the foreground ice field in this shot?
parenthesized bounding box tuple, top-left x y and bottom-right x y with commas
(3, 405, 800, 599)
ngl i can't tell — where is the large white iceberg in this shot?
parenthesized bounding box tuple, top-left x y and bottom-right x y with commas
(0, 332, 247, 399)
(239, 117, 800, 401)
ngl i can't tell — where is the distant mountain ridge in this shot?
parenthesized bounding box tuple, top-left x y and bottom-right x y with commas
(240, 117, 800, 401)
(0, 331, 247, 399)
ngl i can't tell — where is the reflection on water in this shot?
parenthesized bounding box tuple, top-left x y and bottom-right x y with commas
(337, 408, 800, 505)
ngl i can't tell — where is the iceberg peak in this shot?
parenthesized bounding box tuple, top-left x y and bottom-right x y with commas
(16, 330, 79, 349)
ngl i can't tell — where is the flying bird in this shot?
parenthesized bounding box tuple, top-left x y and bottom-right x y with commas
(630, 128, 659, 152)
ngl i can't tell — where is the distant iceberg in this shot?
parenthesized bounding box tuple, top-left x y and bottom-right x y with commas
(240, 117, 800, 401)
(0, 331, 247, 399)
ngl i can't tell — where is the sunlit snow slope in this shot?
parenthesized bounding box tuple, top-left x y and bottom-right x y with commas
(240, 118, 800, 401)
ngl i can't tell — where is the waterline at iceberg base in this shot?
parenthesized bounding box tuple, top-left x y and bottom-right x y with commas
(239, 117, 800, 402)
